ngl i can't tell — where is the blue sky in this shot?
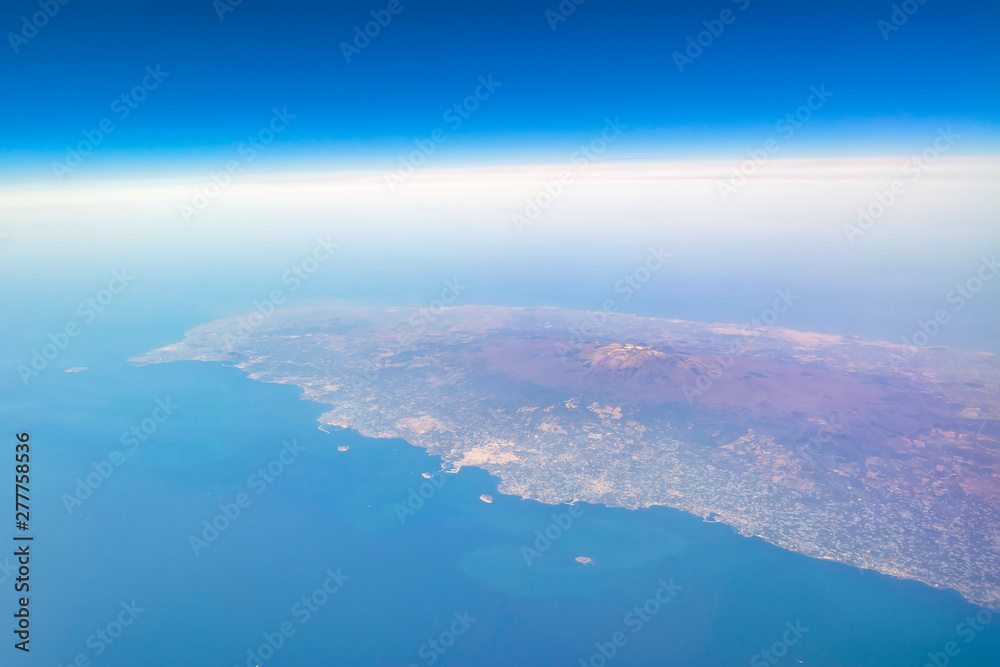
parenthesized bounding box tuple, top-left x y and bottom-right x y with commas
(2, 0, 998, 178)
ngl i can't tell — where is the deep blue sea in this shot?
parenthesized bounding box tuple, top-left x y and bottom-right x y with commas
(0, 252, 998, 667)
(0, 347, 996, 666)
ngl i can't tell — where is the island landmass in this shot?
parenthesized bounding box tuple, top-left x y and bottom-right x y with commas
(132, 305, 1000, 608)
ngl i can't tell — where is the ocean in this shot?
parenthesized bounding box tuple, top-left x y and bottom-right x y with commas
(0, 248, 997, 666)
(3, 351, 997, 666)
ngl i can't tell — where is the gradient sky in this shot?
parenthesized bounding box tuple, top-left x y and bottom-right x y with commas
(2, 0, 998, 358)
(2, 0, 999, 178)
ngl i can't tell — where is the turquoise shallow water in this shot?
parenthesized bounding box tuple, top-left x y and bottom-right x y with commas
(2, 351, 998, 666)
